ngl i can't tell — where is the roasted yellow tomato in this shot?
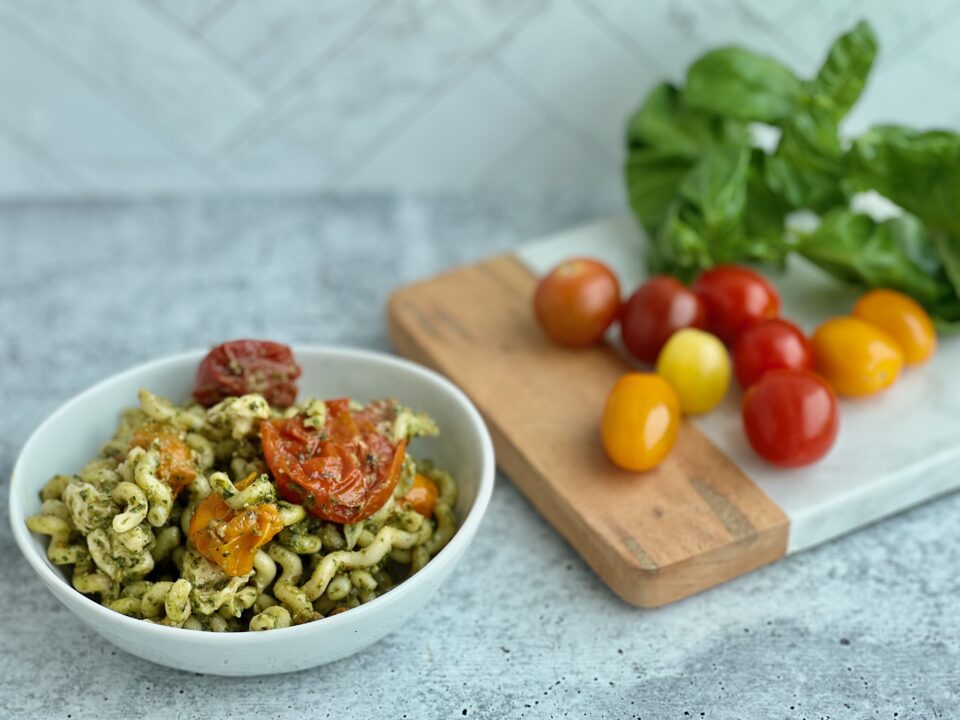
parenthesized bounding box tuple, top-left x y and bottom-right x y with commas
(812, 316, 904, 397)
(401, 473, 439, 518)
(188, 473, 284, 576)
(601, 373, 680, 471)
(853, 289, 936, 365)
(655, 328, 731, 414)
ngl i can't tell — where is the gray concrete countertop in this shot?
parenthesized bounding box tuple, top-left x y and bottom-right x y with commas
(2, 193, 957, 719)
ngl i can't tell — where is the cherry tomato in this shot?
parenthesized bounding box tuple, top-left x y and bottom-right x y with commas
(742, 369, 839, 467)
(812, 317, 903, 397)
(194, 339, 302, 408)
(692, 265, 780, 345)
(733, 318, 813, 389)
(620, 276, 707, 364)
(601, 373, 680, 471)
(533, 258, 621, 347)
(853, 289, 936, 365)
(655, 328, 730, 415)
(401, 473, 439, 518)
(188, 473, 284, 576)
(260, 399, 407, 523)
(129, 424, 197, 496)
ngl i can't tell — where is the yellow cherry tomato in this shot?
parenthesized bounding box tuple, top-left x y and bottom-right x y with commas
(852, 289, 936, 365)
(655, 328, 731, 415)
(812, 316, 904, 397)
(601, 373, 680, 471)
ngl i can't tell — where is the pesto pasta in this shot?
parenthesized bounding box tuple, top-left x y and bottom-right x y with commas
(27, 385, 458, 632)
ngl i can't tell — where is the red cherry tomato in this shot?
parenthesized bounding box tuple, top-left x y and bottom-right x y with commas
(194, 339, 302, 407)
(620, 276, 707, 363)
(260, 399, 406, 523)
(533, 258, 621, 347)
(692, 266, 780, 345)
(733, 318, 814, 389)
(742, 369, 839, 467)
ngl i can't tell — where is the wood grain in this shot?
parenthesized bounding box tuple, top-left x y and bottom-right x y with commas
(388, 255, 789, 607)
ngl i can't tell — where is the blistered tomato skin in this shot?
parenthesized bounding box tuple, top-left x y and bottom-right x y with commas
(742, 369, 839, 467)
(853, 289, 936, 365)
(601, 373, 680, 471)
(812, 316, 904, 397)
(193, 339, 302, 407)
(655, 329, 730, 415)
(620, 276, 707, 364)
(733, 318, 814, 389)
(692, 265, 780, 345)
(534, 258, 621, 347)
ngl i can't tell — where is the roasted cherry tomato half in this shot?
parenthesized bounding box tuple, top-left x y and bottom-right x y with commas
(194, 339, 302, 408)
(533, 258, 621, 347)
(261, 399, 407, 524)
(655, 328, 730, 415)
(601, 373, 680, 471)
(742, 369, 839, 467)
(188, 473, 284, 576)
(812, 317, 903, 397)
(620, 276, 707, 364)
(692, 265, 780, 345)
(129, 424, 197, 496)
(853, 289, 936, 365)
(733, 318, 814, 389)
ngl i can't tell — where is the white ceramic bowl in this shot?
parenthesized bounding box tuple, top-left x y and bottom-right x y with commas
(10, 346, 495, 675)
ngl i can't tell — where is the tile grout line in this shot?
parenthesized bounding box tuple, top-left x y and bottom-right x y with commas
(330, 0, 550, 185)
(192, 0, 237, 35)
(212, 0, 392, 159)
(574, 0, 671, 77)
(0, 9, 227, 188)
(139, 0, 265, 99)
(484, 53, 617, 167)
(883, 0, 960, 66)
(0, 119, 91, 191)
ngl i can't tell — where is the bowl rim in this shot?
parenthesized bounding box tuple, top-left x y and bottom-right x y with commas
(10, 344, 495, 645)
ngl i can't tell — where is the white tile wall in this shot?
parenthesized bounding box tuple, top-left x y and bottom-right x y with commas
(0, 0, 956, 198)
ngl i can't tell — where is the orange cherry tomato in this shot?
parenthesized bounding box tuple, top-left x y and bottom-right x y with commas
(188, 473, 284, 577)
(401, 473, 439, 518)
(533, 258, 621, 347)
(852, 289, 936, 365)
(129, 425, 197, 496)
(601, 373, 680, 471)
(812, 316, 904, 397)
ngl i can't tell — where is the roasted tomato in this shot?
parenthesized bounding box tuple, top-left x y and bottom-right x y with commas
(260, 399, 407, 524)
(193, 339, 302, 408)
(129, 424, 197, 495)
(188, 473, 283, 576)
(620, 276, 707, 364)
(401, 473, 439, 518)
(533, 258, 621, 347)
(692, 265, 780, 345)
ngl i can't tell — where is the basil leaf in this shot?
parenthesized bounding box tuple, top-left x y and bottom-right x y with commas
(684, 47, 803, 123)
(850, 126, 960, 237)
(679, 144, 750, 236)
(808, 20, 878, 123)
(766, 109, 848, 212)
(624, 83, 748, 234)
(744, 149, 789, 246)
(797, 209, 952, 307)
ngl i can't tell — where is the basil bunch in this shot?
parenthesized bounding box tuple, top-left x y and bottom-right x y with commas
(624, 21, 960, 326)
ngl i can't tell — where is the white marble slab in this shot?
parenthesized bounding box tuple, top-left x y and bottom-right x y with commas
(516, 216, 960, 553)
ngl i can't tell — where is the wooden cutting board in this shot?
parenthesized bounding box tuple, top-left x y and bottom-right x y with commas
(387, 217, 960, 607)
